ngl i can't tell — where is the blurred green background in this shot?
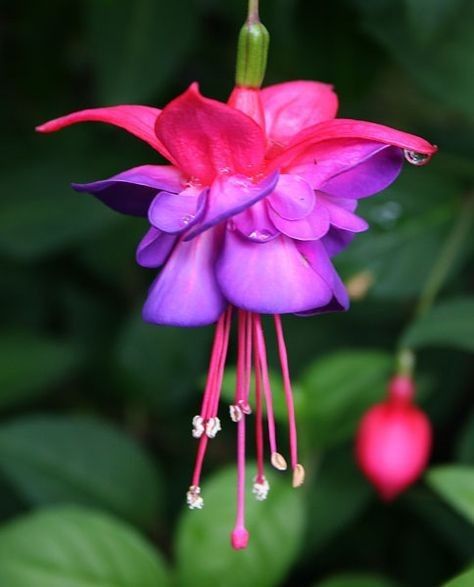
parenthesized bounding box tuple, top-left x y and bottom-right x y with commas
(1, 0, 473, 586)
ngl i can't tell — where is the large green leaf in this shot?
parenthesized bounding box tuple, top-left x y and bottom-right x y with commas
(314, 574, 398, 587)
(0, 148, 117, 260)
(457, 412, 474, 465)
(0, 415, 161, 529)
(304, 449, 371, 554)
(442, 569, 474, 587)
(0, 506, 170, 587)
(176, 465, 304, 587)
(0, 333, 79, 409)
(338, 170, 460, 301)
(400, 297, 474, 352)
(86, 0, 199, 103)
(116, 315, 212, 409)
(427, 465, 474, 524)
(353, 0, 474, 118)
(300, 350, 392, 447)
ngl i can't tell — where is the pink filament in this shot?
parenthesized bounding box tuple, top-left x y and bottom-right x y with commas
(191, 307, 232, 488)
(274, 314, 299, 470)
(254, 334, 265, 483)
(253, 315, 278, 456)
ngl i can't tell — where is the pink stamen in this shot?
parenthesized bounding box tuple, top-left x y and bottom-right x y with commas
(231, 416, 249, 549)
(274, 314, 299, 471)
(231, 310, 252, 549)
(253, 315, 278, 457)
(190, 307, 232, 490)
(253, 327, 265, 483)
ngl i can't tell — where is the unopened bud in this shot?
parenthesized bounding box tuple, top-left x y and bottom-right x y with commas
(235, 21, 270, 89)
(356, 396, 432, 500)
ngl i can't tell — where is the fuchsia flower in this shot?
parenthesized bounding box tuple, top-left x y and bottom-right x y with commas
(37, 80, 436, 549)
(356, 374, 432, 500)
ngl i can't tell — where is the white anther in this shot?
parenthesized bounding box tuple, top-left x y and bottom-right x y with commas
(229, 404, 243, 422)
(192, 415, 205, 439)
(292, 463, 305, 488)
(271, 451, 288, 471)
(205, 416, 222, 438)
(252, 476, 270, 501)
(238, 400, 252, 415)
(186, 485, 204, 510)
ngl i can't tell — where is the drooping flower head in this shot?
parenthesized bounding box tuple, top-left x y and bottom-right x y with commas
(356, 374, 432, 500)
(37, 4, 437, 549)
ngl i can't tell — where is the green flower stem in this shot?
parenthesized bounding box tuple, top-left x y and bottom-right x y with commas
(396, 194, 474, 375)
(235, 0, 269, 88)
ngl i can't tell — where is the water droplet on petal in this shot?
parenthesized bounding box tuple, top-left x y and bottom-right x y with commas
(182, 214, 194, 225)
(248, 229, 274, 242)
(404, 150, 432, 166)
(185, 176, 202, 188)
(218, 166, 232, 175)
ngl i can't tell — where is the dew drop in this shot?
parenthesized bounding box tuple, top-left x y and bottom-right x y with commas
(185, 176, 202, 188)
(218, 166, 232, 175)
(182, 214, 194, 225)
(403, 150, 432, 166)
(248, 229, 274, 242)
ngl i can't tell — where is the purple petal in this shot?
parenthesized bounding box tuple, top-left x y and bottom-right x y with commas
(267, 198, 330, 241)
(296, 240, 349, 314)
(322, 227, 355, 257)
(142, 229, 226, 327)
(72, 165, 184, 216)
(232, 200, 280, 243)
(291, 141, 403, 199)
(184, 170, 279, 240)
(148, 186, 207, 234)
(216, 230, 332, 314)
(267, 174, 315, 220)
(318, 193, 368, 232)
(136, 227, 177, 268)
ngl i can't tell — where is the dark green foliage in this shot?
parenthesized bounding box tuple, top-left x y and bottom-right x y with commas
(0, 1, 472, 586)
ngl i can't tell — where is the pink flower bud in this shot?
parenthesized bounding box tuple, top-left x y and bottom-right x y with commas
(355, 376, 432, 500)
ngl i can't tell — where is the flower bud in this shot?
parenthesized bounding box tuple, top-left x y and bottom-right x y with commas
(355, 376, 432, 500)
(235, 21, 270, 89)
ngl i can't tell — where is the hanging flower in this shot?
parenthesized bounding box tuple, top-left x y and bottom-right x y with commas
(355, 374, 432, 500)
(37, 78, 436, 548)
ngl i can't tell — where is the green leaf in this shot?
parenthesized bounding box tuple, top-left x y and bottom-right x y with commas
(0, 506, 170, 587)
(314, 574, 398, 587)
(427, 465, 474, 524)
(0, 415, 161, 529)
(87, 0, 199, 103)
(403, 0, 465, 45)
(0, 333, 79, 409)
(304, 449, 371, 554)
(116, 315, 212, 409)
(442, 568, 474, 587)
(300, 350, 392, 447)
(338, 170, 460, 301)
(353, 0, 474, 118)
(176, 465, 304, 587)
(400, 297, 474, 352)
(0, 152, 117, 260)
(457, 412, 474, 465)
